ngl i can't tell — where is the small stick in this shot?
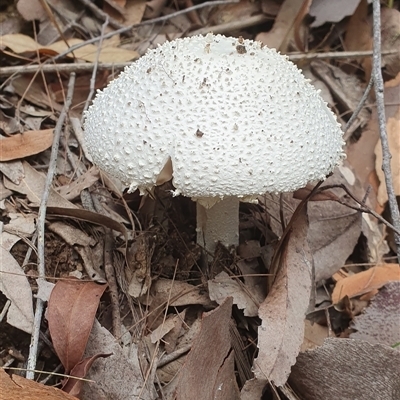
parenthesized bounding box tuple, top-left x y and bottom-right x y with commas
(344, 75, 374, 141)
(82, 16, 109, 116)
(372, 0, 400, 262)
(25, 73, 76, 380)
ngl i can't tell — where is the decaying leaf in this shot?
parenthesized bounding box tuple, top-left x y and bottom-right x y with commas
(0, 369, 79, 400)
(0, 245, 34, 334)
(290, 338, 400, 400)
(176, 297, 239, 400)
(350, 281, 400, 347)
(331, 263, 400, 304)
(47, 278, 108, 373)
(253, 205, 313, 386)
(81, 320, 157, 400)
(0, 129, 54, 161)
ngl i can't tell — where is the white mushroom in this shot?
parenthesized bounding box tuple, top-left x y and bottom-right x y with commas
(84, 34, 345, 255)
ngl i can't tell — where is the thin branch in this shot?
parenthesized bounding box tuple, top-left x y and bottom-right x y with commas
(372, 0, 400, 262)
(25, 73, 76, 380)
(344, 75, 374, 141)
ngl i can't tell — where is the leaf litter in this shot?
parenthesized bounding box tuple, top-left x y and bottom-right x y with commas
(0, 0, 400, 399)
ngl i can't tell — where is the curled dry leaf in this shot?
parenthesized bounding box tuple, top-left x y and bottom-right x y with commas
(350, 281, 400, 347)
(47, 278, 108, 374)
(253, 205, 313, 387)
(290, 338, 400, 400)
(331, 263, 400, 304)
(0, 369, 79, 400)
(0, 129, 54, 162)
(0, 246, 34, 334)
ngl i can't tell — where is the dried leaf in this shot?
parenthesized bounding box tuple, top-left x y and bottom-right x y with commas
(56, 167, 99, 200)
(62, 353, 112, 397)
(176, 297, 235, 400)
(47, 278, 108, 373)
(208, 271, 259, 317)
(0, 246, 34, 334)
(16, 0, 46, 21)
(350, 281, 400, 347)
(309, 0, 361, 27)
(332, 263, 400, 304)
(4, 161, 77, 208)
(253, 205, 313, 386)
(0, 129, 53, 161)
(81, 320, 156, 400)
(46, 207, 128, 241)
(140, 278, 214, 308)
(1, 212, 36, 251)
(255, 0, 305, 51)
(1, 34, 138, 63)
(375, 110, 400, 206)
(290, 338, 400, 399)
(0, 369, 79, 400)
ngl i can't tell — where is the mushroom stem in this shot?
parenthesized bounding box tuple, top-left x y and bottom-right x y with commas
(196, 197, 240, 255)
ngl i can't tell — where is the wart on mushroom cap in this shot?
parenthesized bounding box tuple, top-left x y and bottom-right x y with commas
(84, 33, 345, 254)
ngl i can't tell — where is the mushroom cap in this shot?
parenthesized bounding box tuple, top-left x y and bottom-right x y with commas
(84, 34, 345, 199)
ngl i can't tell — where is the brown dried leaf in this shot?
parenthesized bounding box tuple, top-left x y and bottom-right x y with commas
(253, 205, 313, 386)
(350, 281, 400, 347)
(47, 278, 108, 373)
(0, 129, 53, 161)
(176, 297, 236, 400)
(290, 338, 400, 399)
(331, 263, 400, 304)
(0, 369, 79, 400)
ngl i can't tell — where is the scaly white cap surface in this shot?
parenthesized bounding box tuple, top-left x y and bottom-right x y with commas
(84, 34, 345, 201)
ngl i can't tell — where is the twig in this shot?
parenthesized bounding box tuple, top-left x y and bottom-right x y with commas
(82, 16, 109, 116)
(372, 0, 400, 262)
(344, 75, 374, 141)
(76, 0, 127, 31)
(316, 184, 400, 236)
(104, 229, 122, 339)
(51, 0, 239, 61)
(25, 73, 76, 380)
